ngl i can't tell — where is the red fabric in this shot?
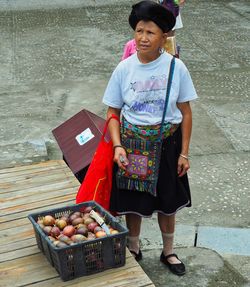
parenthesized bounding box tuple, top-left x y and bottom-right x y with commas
(76, 115, 119, 211)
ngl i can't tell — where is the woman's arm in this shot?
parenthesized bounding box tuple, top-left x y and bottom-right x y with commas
(107, 107, 128, 169)
(176, 101, 192, 177)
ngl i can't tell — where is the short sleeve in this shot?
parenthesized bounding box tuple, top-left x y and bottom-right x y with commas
(102, 65, 124, 108)
(177, 64, 198, 103)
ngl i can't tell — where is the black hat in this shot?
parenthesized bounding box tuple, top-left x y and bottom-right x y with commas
(129, 0, 176, 33)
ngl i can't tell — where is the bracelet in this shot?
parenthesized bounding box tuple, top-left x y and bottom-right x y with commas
(113, 145, 126, 151)
(179, 153, 189, 160)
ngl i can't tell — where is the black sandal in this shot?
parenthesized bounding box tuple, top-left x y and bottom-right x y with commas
(160, 252, 186, 276)
(129, 249, 142, 261)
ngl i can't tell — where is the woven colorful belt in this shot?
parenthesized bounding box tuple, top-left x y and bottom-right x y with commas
(121, 117, 179, 141)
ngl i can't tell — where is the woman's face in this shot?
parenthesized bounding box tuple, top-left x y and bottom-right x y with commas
(134, 20, 166, 62)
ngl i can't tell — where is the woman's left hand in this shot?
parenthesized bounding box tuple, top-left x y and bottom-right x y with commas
(177, 156, 190, 177)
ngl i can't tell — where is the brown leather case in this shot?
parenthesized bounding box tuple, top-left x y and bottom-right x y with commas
(52, 109, 107, 182)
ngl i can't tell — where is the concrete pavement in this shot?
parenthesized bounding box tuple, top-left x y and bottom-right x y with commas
(0, 0, 249, 286)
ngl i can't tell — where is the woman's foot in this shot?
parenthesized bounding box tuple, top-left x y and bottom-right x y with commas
(160, 252, 186, 276)
(129, 249, 143, 261)
(127, 235, 142, 261)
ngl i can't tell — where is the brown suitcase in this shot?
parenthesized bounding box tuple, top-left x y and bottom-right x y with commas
(52, 109, 107, 183)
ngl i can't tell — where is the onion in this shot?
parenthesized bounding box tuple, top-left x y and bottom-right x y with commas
(84, 217, 95, 225)
(72, 217, 84, 226)
(69, 213, 79, 223)
(94, 226, 103, 234)
(43, 226, 52, 235)
(43, 215, 55, 226)
(63, 225, 75, 237)
(55, 219, 67, 230)
(87, 222, 98, 232)
(58, 234, 72, 245)
(56, 241, 68, 248)
(82, 213, 90, 221)
(51, 226, 61, 237)
(76, 226, 88, 236)
(76, 223, 87, 229)
(87, 232, 96, 240)
(95, 230, 107, 238)
(71, 234, 87, 243)
(60, 215, 70, 224)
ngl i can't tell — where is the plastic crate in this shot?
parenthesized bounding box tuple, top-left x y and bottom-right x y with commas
(28, 201, 128, 281)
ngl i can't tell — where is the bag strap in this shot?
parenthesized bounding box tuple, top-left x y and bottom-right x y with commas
(102, 114, 120, 140)
(159, 57, 175, 137)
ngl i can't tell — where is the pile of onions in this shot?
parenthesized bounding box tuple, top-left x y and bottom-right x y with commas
(36, 206, 119, 248)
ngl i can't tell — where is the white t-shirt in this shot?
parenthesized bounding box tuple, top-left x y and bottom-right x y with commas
(102, 52, 197, 125)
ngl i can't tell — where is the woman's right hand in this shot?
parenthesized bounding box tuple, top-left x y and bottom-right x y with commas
(114, 147, 129, 170)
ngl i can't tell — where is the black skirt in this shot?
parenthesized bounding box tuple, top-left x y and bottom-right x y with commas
(109, 127, 191, 217)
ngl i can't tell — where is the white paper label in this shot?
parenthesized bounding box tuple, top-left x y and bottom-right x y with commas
(75, 128, 95, 145)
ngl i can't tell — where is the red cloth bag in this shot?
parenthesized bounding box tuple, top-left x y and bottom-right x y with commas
(76, 115, 119, 210)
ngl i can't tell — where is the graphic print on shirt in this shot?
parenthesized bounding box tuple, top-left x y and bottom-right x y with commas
(130, 74, 167, 114)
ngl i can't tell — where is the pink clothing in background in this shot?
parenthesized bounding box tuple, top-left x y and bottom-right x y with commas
(121, 39, 137, 60)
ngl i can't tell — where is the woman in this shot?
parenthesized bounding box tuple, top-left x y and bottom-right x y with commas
(102, 0, 197, 276)
(121, 0, 186, 59)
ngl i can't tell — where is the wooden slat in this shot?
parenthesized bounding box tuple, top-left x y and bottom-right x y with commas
(0, 237, 37, 256)
(30, 265, 154, 287)
(0, 224, 34, 245)
(0, 160, 65, 175)
(0, 164, 77, 195)
(0, 183, 79, 209)
(0, 245, 39, 263)
(0, 169, 77, 192)
(0, 165, 73, 183)
(0, 193, 76, 217)
(0, 217, 28, 230)
(0, 160, 155, 287)
(0, 164, 65, 180)
(0, 180, 79, 202)
(0, 199, 76, 223)
(0, 252, 153, 287)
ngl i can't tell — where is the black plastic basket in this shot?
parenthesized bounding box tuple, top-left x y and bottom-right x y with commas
(28, 201, 128, 281)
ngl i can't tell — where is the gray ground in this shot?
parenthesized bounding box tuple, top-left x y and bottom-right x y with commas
(0, 0, 249, 286)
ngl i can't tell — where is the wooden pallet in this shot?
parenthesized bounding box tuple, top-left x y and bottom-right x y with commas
(0, 160, 155, 287)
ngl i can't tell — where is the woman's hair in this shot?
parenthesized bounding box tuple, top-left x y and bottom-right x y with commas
(129, 0, 176, 33)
